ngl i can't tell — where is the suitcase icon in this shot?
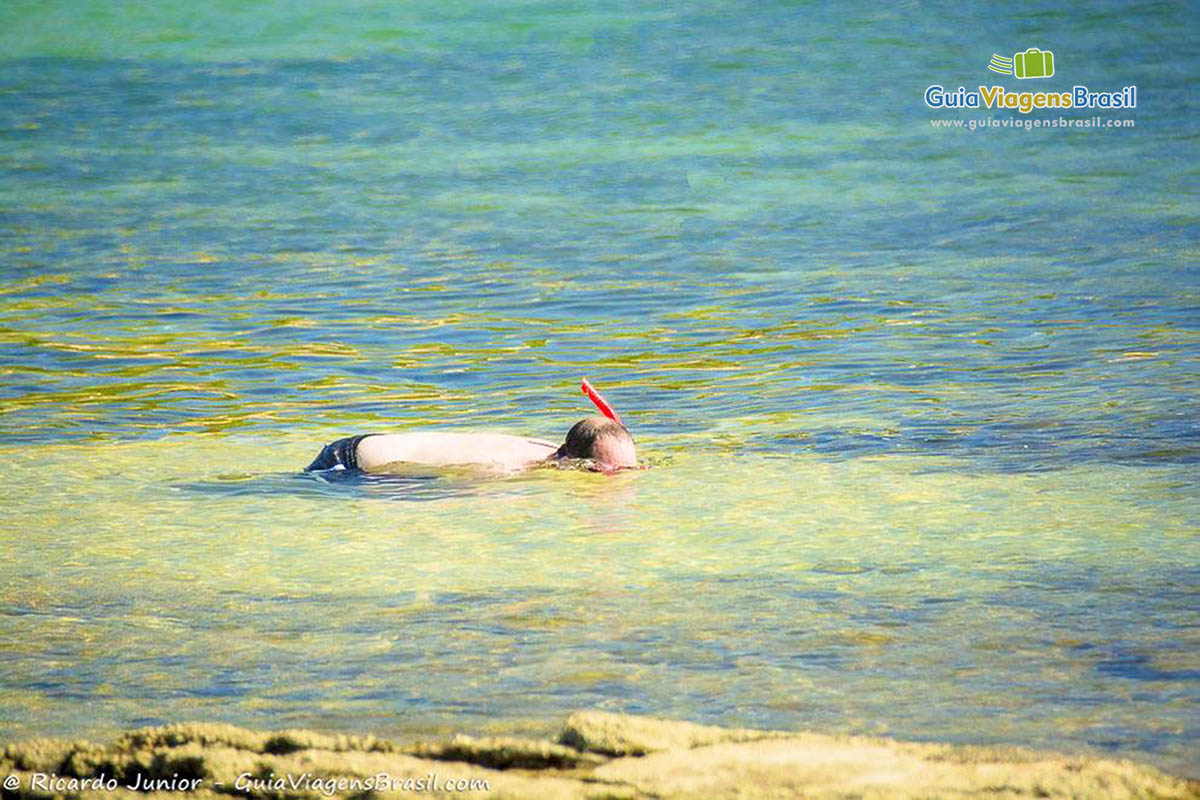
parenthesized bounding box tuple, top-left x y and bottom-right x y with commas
(1013, 48, 1054, 79)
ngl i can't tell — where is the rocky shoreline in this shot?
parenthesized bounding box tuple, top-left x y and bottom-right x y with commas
(2, 711, 1195, 799)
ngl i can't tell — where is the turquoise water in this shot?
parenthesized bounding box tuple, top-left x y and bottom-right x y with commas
(1, 0, 1197, 777)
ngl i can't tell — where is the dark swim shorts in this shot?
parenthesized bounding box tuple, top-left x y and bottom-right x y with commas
(305, 434, 378, 472)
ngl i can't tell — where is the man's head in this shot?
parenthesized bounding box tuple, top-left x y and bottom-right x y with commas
(556, 416, 637, 470)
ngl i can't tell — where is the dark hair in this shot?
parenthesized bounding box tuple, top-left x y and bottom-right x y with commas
(556, 417, 634, 460)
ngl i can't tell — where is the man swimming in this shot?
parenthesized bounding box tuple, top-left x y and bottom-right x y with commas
(305, 416, 637, 474)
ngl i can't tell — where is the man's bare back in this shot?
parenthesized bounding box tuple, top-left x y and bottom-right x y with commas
(357, 432, 558, 472)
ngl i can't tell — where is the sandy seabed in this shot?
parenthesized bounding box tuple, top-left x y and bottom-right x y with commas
(2, 710, 1196, 800)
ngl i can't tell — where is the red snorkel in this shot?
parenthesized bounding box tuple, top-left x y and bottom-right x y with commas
(581, 378, 622, 425)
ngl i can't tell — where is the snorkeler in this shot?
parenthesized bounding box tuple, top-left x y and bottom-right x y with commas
(305, 380, 637, 473)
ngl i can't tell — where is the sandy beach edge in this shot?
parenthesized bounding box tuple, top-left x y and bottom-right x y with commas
(2, 710, 1196, 799)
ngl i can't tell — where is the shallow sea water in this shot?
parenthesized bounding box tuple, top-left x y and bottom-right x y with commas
(1, 0, 1198, 777)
